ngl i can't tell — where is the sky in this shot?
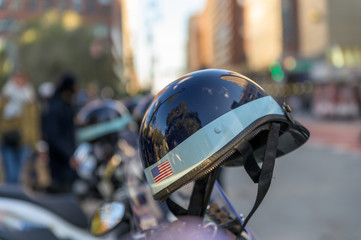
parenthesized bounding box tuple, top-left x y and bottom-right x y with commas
(126, 0, 206, 92)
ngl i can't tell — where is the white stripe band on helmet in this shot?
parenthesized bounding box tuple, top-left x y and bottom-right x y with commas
(77, 114, 133, 142)
(144, 96, 285, 196)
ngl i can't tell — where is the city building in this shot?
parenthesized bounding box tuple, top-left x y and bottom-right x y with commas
(188, 0, 361, 118)
(0, 0, 112, 36)
(242, 0, 283, 72)
(0, 0, 139, 94)
(111, 0, 139, 95)
(187, 0, 244, 72)
(310, 0, 361, 119)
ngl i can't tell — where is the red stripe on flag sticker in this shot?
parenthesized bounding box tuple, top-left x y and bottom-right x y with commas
(153, 160, 173, 183)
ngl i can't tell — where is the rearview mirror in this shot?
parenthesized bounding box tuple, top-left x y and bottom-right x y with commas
(90, 202, 126, 236)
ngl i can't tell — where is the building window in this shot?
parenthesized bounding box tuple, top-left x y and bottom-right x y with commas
(45, 0, 52, 10)
(98, 0, 111, 15)
(88, 0, 96, 13)
(102, 4, 111, 16)
(10, 0, 22, 11)
(282, 0, 299, 53)
(98, 0, 111, 5)
(72, 0, 83, 13)
(0, 19, 18, 32)
(28, 0, 37, 11)
(0, 0, 6, 9)
(58, 0, 67, 12)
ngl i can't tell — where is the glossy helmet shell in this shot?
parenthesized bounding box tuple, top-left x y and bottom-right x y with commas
(139, 69, 309, 201)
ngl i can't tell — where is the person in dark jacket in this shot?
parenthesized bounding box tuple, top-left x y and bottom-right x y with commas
(43, 74, 78, 192)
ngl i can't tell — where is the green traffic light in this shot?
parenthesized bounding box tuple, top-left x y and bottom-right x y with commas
(269, 61, 284, 82)
(269, 61, 281, 71)
(272, 71, 284, 82)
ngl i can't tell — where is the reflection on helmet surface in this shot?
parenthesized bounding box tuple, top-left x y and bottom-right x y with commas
(140, 69, 267, 167)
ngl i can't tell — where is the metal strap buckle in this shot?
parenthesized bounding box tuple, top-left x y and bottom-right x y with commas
(282, 102, 295, 124)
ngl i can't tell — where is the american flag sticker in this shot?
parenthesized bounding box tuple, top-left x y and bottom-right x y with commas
(151, 160, 173, 184)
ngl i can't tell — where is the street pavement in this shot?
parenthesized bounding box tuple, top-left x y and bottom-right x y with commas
(223, 116, 361, 240)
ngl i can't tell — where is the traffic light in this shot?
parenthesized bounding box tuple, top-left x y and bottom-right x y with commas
(269, 61, 284, 82)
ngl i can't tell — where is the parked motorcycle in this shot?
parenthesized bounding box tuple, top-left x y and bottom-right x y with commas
(72, 99, 138, 200)
(0, 184, 124, 240)
(88, 152, 258, 240)
(0, 143, 134, 240)
(0, 140, 257, 240)
(72, 141, 131, 201)
(0, 99, 138, 240)
(0, 138, 135, 240)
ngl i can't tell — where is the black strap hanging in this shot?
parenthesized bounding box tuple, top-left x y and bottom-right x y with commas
(187, 175, 209, 216)
(241, 141, 261, 183)
(166, 197, 188, 216)
(166, 122, 281, 238)
(238, 122, 281, 235)
(166, 168, 219, 217)
(188, 167, 219, 216)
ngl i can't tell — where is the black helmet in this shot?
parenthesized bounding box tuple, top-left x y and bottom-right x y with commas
(76, 100, 136, 159)
(139, 69, 309, 229)
(77, 100, 134, 141)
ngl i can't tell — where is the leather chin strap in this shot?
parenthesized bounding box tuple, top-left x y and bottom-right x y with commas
(237, 122, 281, 235)
(166, 122, 281, 238)
(166, 167, 219, 217)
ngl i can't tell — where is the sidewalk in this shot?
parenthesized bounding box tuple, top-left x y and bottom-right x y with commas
(296, 115, 361, 154)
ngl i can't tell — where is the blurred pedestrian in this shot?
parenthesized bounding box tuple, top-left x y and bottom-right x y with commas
(36, 82, 55, 189)
(0, 71, 40, 184)
(43, 74, 78, 193)
(22, 82, 55, 190)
